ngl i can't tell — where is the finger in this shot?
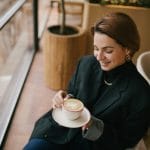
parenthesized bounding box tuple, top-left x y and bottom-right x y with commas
(52, 105, 56, 109)
(52, 90, 67, 108)
(55, 97, 64, 105)
(82, 124, 88, 131)
(82, 126, 85, 131)
(52, 103, 62, 109)
(64, 94, 70, 100)
(59, 90, 67, 99)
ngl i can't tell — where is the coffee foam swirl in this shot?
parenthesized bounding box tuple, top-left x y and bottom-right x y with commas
(63, 99, 83, 111)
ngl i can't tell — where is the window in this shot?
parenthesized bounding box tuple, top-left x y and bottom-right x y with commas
(0, 0, 38, 146)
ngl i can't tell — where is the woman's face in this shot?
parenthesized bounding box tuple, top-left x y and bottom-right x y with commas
(94, 32, 129, 71)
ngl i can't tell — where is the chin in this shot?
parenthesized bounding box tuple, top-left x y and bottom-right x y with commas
(100, 62, 113, 71)
(101, 67, 111, 71)
(101, 66, 112, 71)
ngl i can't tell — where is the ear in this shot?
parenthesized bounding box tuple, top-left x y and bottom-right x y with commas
(125, 48, 131, 62)
(125, 48, 131, 56)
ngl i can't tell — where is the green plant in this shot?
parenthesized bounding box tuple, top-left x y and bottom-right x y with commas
(137, 0, 150, 8)
(50, 0, 78, 35)
(87, 0, 150, 8)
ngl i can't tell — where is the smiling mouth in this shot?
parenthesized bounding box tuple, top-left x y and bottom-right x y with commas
(100, 61, 110, 66)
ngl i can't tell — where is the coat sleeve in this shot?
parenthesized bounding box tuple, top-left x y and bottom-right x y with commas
(99, 87, 150, 149)
(82, 116, 104, 141)
(119, 91, 150, 148)
(84, 90, 150, 150)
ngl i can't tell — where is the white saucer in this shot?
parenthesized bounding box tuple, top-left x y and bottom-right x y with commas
(52, 107, 91, 128)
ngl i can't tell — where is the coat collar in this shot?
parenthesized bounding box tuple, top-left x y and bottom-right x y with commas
(78, 56, 132, 115)
(93, 75, 128, 115)
(89, 58, 129, 115)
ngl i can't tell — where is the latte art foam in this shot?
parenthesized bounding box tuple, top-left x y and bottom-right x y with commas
(63, 99, 83, 112)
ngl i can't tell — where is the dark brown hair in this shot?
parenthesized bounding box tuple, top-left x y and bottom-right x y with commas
(91, 12, 140, 57)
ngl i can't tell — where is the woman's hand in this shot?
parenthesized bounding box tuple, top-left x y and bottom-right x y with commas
(52, 90, 67, 109)
(52, 90, 71, 109)
(82, 118, 93, 131)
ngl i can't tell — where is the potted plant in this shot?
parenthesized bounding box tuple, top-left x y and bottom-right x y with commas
(43, 0, 87, 90)
(85, 0, 150, 7)
(82, 0, 150, 63)
(49, 0, 78, 35)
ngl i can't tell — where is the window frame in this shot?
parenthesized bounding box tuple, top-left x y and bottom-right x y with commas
(0, 0, 38, 147)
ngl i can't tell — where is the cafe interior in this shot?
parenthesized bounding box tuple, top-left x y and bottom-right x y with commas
(0, 0, 150, 149)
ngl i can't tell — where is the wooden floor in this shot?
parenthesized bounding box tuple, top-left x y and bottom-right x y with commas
(2, 5, 58, 150)
(2, 3, 81, 149)
(2, 49, 57, 150)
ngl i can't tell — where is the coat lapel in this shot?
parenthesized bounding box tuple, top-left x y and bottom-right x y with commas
(93, 75, 128, 115)
(77, 58, 103, 109)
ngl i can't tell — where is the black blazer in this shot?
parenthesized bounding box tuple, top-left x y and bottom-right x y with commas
(31, 55, 150, 150)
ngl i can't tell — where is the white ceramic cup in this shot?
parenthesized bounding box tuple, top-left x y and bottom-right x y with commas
(62, 98, 84, 120)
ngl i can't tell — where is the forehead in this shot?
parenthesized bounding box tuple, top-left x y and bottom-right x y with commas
(94, 32, 120, 48)
(93, 32, 123, 49)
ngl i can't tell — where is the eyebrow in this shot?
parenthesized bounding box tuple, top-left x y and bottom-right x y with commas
(94, 45, 99, 50)
(94, 45, 114, 50)
(103, 46, 114, 49)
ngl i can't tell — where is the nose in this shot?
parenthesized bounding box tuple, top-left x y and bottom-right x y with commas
(95, 51, 105, 61)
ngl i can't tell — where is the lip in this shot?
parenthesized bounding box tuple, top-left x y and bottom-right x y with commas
(100, 61, 110, 66)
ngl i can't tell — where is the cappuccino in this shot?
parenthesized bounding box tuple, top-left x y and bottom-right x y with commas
(63, 99, 84, 120)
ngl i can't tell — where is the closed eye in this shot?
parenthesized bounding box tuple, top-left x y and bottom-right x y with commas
(105, 49, 113, 54)
(103, 47, 114, 54)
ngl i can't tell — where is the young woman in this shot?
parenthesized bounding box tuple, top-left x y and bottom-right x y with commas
(24, 12, 150, 150)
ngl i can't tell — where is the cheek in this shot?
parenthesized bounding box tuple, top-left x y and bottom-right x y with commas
(93, 51, 97, 58)
(118, 53, 126, 61)
(112, 53, 126, 64)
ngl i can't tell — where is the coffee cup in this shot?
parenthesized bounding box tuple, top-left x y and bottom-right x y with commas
(62, 98, 84, 120)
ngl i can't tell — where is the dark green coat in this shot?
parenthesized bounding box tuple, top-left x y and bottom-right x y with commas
(31, 55, 150, 150)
